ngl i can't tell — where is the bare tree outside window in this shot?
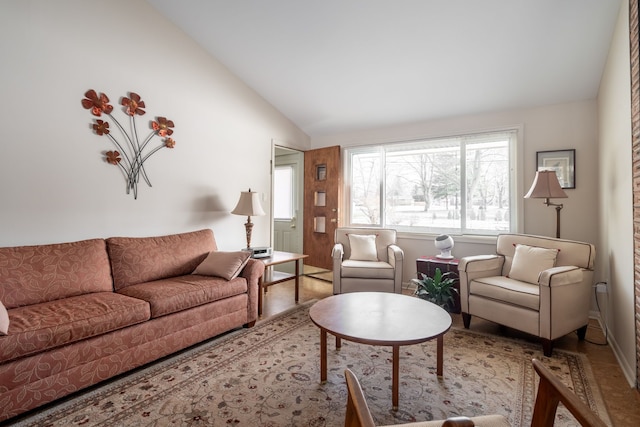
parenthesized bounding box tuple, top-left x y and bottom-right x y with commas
(350, 151, 381, 225)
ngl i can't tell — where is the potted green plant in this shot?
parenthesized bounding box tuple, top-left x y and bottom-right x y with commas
(411, 267, 458, 311)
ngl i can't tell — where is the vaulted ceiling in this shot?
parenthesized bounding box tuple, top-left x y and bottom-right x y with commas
(148, 0, 622, 137)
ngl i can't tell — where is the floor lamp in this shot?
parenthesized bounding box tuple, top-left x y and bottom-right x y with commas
(231, 188, 265, 249)
(524, 170, 568, 238)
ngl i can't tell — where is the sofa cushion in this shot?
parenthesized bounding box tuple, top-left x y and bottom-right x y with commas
(0, 293, 150, 363)
(116, 275, 248, 318)
(0, 301, 8, 335)
(470, 275, 540, 311)
(107, 229, 216, 291)
(508, 244, 558, 284)
(0, 239, 113, 309)
(192, 251, 251, 280)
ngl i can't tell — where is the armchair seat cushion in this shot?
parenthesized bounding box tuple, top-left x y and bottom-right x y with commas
(471, 276, 540, 311)
(341, 260, 395, 280)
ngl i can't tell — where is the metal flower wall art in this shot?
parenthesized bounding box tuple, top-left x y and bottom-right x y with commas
(81, 89, 176, 199)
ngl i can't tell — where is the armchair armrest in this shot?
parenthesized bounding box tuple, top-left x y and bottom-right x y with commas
(332, 243, 344, 261)
(458, 255, 505, 312)
(387, 244, 404, 268)
(388, 244, 404, 293)
(458, 254, 504, 274)
(332, 243, 344, 294)
(539, 266, 583, 287)
(538, 266, 591, 340)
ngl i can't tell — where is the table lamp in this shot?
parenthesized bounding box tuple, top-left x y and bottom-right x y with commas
(524, 170, 568, 238)
(231, 188, 265, 249)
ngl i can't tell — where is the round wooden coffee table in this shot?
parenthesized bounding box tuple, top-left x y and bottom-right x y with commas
(309, 292, 452, 409)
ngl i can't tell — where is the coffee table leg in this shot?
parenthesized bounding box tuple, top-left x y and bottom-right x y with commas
(320, 329, 327, 383)
(392, 345, 399, 410)
(437, 335, 443, 377)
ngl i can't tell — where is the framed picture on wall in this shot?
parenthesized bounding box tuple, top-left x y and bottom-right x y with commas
(536, 149, 575, 189)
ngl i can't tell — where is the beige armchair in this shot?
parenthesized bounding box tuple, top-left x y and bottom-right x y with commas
(332, 228, 404, 295)
(458, 234, 595, 357)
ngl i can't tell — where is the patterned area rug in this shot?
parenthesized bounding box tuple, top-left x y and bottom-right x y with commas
(10, 301, 610, 427)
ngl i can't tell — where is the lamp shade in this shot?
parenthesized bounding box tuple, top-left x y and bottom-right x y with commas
(524, 171, 567, 199)
(231, 190, 266, 217)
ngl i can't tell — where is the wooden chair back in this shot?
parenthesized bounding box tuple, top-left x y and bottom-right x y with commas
(344, 359, 608, 427)
(531, 358, 607, 427)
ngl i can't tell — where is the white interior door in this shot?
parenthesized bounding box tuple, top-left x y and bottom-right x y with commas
(273, 146, 304, 272)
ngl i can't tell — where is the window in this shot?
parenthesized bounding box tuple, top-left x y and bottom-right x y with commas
(274, 166, 294, 220)
(345, 129, 518, 236)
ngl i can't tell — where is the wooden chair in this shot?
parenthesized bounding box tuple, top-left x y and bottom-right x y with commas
(344, 359, 607, 427)
(530, 359, 607, 427)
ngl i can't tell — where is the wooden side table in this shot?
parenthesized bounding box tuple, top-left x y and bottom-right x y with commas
(416, 256, 461, 313)
(258, 251, 308, 316)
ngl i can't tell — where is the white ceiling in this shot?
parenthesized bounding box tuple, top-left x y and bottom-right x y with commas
(147, 0, 622, 138)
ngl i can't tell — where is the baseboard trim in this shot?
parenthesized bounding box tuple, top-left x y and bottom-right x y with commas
(589, 310, 637, 387)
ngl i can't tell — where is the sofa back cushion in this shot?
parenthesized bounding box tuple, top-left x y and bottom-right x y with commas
(107, 229, 216, 290)
(0, 239, 113, 309)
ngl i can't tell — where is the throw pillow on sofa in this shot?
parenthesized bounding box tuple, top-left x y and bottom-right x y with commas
(192, 251, 251, 280)
(0, 301, 8, 335)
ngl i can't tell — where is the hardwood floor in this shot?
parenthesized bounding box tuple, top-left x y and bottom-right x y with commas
(260, 274, 640, 427)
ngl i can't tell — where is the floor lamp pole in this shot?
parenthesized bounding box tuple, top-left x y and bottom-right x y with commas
(545, 199, 564, 239)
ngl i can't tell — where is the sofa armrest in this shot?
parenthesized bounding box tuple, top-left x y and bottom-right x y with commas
(240, 258, 266, 322)
(538, 266, 583, 287)
(332, 243, 344, 294)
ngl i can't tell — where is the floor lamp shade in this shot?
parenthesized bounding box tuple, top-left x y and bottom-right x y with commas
(231, 189, 265, 248)
(524, 171, 568, 238)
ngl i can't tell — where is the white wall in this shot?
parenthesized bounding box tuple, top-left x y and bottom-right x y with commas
(312, 100, 601, 284)
(597, 0, 636, 386)
(0, 0, 310, 249)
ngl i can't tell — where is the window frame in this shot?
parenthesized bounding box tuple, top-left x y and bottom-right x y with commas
(342, 127, 523, 237)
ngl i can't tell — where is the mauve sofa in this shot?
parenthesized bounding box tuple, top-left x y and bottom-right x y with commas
(0, 229, 264, 422)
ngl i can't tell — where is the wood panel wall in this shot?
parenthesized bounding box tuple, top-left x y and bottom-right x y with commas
(630, 0, 640, 390)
